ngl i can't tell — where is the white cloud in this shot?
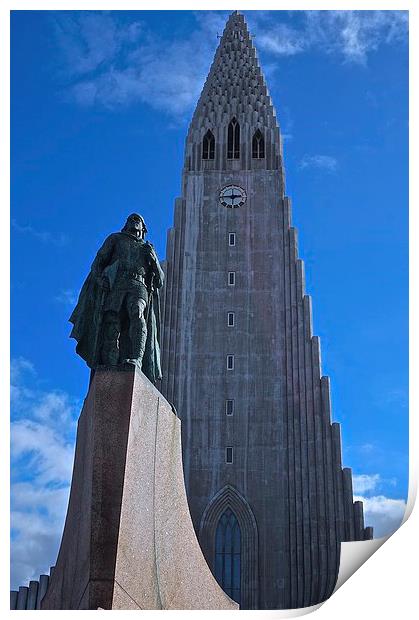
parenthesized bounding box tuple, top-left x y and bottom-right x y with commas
(10, 359, 79, 589)
(70, 50, 206, 117)
(51, 11, 408, 117)
(11, 484, 70, 589)
(299, 154, 338, 171)
(353, 472, 398, 495)
(11, 358, 37, 411)
(254, 10, 408, 65)
(353, 473, 381, 494)
(52, 12, 143, 77)
(355, 495, 406, 538)
(193, 9, 228, 36)
(12, 219, 68, 246)
(55, 289, 78, 306)
(12, 483, 69, 520)
(376, 387, 408, 410)
(257, 24, 306, 56)
(12, 420, 75, 485)
(11, 357, 35, 384)
(53, 11, 220, 118)
(348, 471, 405, 537)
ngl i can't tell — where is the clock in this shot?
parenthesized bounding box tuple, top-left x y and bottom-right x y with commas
(219, 184, 247, 208)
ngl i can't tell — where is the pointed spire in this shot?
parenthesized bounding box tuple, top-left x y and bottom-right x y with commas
(189, 11, 277, 132)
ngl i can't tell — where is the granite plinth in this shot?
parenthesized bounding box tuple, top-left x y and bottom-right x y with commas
(41, 367, 237, 610)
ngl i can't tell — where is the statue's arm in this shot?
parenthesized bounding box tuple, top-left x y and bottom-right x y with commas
(154, 258, 164, 289)
(90, 234, 116, 277)
(146, 243, 164, 289)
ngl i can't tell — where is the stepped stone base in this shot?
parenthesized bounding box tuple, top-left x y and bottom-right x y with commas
(41, 367, 238, 610)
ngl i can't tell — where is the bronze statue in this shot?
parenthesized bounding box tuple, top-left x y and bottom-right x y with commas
(69, 214, 164, 383)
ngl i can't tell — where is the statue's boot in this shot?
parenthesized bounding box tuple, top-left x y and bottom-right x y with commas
(123, 328, 146, 367)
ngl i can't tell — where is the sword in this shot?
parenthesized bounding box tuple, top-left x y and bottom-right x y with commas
(146, 273, 155, 324)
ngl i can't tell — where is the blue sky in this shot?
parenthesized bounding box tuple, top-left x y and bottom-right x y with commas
(10, 9, 408, 589)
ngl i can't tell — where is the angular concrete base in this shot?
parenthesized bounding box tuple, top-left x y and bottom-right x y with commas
(41, 368, 238, 610)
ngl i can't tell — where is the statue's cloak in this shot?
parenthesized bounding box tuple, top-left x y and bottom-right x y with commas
(142, 288, 162, 383)
(69, 271, 104, 369)
(69, 273, 162, 383)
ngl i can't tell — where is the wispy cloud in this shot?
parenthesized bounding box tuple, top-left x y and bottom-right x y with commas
(352, 473, 397, 495)
(11, 357, 36, 384)
(257, 23, 305, 56)
(353, 473, 381, 494)
(52, 11, 225, 119)
(10, 358, 79, 589)
(299, 154, 338, 171)
(375, 387, 408, 410)
(352, 471, 404, 537)
(51, 11, 407, 117)
(253, 10, 408, 65)
(54, 289, 78, 306)
(53, 12, 143, 77)
(12, 220, 68, 246)
(11, 484, 71, 590)
(354, 494, 406, 538)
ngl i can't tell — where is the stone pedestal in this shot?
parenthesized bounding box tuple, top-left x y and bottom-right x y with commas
(41, 368, 238, 610)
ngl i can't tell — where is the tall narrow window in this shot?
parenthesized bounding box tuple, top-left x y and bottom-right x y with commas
(202, 129, 215, 160)
(229, 233, 236, 246)
(225, 399, 234, 416)
(227, 355, 234, 370)
(226, 447, 234, 464)
(215, 508, 241, 604)
(228, 312, 235, 327)
(228, 272, 236, 286)
(227, 118, 240, 159)
(252, 129, 265, 159)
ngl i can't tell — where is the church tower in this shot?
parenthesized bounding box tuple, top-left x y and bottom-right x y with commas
(160, 11, 372, 610)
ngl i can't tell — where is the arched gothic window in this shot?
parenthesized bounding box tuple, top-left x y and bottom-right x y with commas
(215, 508, 241, 604)
(199, 485, 259, 609)
(252, 129, 265, 159)
(202, 130, 215, 160)
(227, 118, 240, 159)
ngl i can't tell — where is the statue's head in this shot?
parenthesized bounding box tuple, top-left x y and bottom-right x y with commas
(122, 213, 148, 239)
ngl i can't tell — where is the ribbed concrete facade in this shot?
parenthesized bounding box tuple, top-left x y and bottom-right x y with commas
(10, 571, 52, 610)
(160, 11, 371, 610)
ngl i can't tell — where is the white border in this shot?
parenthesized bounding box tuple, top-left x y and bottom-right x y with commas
(2, 1, 416, 618)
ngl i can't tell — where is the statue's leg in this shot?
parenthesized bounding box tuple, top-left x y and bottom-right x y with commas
(126, 295, 147, 364)
(100, 310, 121, 366)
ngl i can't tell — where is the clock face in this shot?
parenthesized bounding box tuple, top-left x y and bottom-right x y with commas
(219, 185, 247, 208)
